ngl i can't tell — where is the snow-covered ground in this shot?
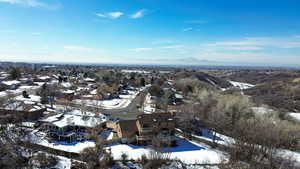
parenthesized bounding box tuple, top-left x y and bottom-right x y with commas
(15, 94, 41, 103)
(30, 130, 95, 153)
(108, 137, 227, 164)
(251, 106, 274, 115)
(288, 113, 300, 121)
(55, 155, 71, 169)
(186, 128, 300, 165)
(74, 90, 139, 109)
(229, 81, 255, 90)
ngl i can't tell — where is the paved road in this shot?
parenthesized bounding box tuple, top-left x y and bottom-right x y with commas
(57, 90, 147, 120)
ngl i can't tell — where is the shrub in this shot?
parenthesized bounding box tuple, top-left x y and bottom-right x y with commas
(121, 152, 128, 164)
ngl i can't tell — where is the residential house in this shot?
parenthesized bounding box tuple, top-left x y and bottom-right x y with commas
(112, 113, 176, 146)
(136, 113, 176, 145)
(0, 108, 46, 124)
(41, 111, 108, 142)
(0, 80, 21, 90)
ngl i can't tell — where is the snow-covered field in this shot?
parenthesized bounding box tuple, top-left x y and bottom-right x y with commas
(229, 81, 255, 90)
(108, 137, 227, 164)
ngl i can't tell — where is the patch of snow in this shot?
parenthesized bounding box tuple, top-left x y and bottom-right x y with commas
(1, 80, 21, 86)
(56, 155, 71, 169)
(15, 95, 41, 103)
(61, 82, 72, 88)
(252, 107, 274, 114)
(229, 81, 255, 90)
(108, 137, 227, 164)
(288, 113, 300, 121)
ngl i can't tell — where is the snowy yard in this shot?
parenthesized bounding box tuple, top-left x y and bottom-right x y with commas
(29, 129, 96, 153)
(108, 137, 227, 164)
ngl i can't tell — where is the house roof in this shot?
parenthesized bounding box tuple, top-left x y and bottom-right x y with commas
(117, 119, 137, 135)
(137, 113, 174, 126)
(41, 110, 108, 128)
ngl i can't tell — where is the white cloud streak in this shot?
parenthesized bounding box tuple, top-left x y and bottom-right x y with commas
(96, 11, 124, 19)
(0, 0, 59, 9)
(161, 45, 184, 49)
(131, 48, 152, 52)
(130, 9, 147, 19)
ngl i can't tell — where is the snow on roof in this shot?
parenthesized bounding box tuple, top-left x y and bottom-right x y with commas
(76, 87, 90, 92)
(1, 80, 21, 86)
(54, 114, 106, 128)
(42, 110, 108, 128)
(84, 78, 96, 82)
(61, 82, 72, 88)
(175, 93, 183, 99)
(19, 85, 40, 90)
(90, 89, 97, 95)
(34, 82, 46, 86)
(62, 89, 75, 94)
(19, 78, 29, 81)
(38, 76, 51, 80)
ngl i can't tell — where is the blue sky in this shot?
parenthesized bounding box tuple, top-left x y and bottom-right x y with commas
(1, 0, 300, 66)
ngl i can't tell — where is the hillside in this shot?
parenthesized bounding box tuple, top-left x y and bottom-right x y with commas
(245, 78, 300, 112)
(224, 70, 300, 85)
(176, 71, 233, 89)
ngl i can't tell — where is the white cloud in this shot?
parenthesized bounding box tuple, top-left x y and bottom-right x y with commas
(183, 27, 193, 32)
(95, 11, 124, 19)
(131, 48, 152, 52)
(0, 0, 59, 9)
(224, 46, 263, 51)
(202, 40, 266, 51)
(161, 45, 184, 49)
(108, 12, 123, 19)
(206, 41, 264, 46)
(95, 13, 107, 18)
(130, 9, 147, 19)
